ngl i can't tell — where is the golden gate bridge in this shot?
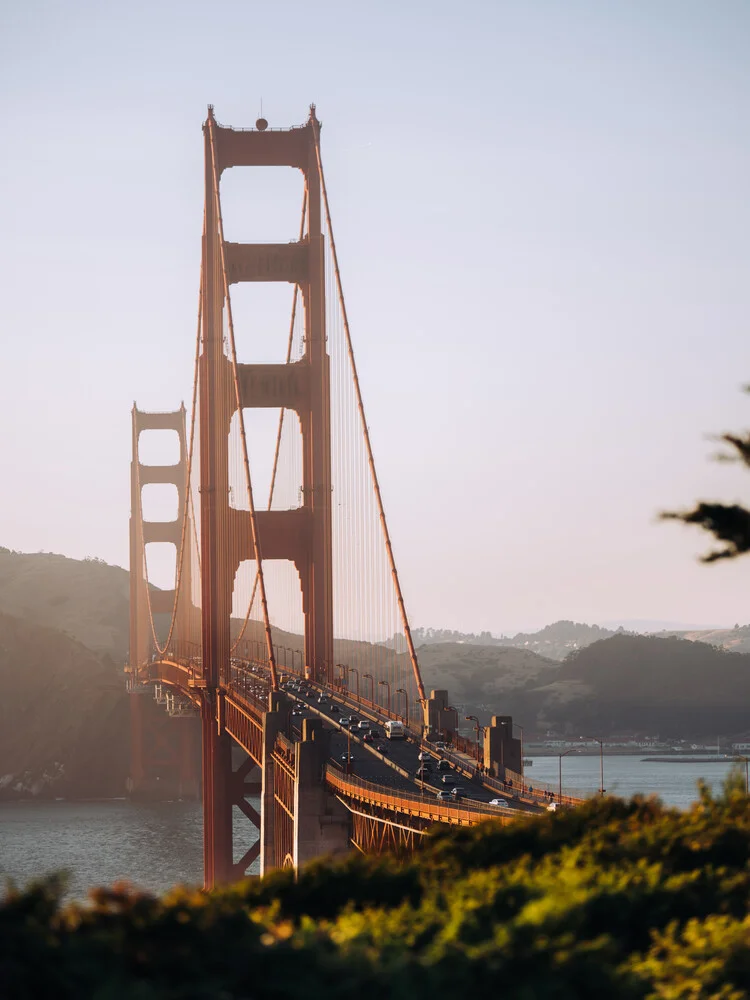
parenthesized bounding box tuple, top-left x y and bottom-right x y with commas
(126, 106, 582, 888)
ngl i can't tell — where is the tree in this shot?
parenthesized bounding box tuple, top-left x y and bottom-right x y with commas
(662, 389, 750, 561)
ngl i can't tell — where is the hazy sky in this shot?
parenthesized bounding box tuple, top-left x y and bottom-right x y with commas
(2, 0, 750, 634)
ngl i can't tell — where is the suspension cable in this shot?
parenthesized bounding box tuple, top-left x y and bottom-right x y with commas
(312, 120, 426, 703)
(139, 275, 203, 659)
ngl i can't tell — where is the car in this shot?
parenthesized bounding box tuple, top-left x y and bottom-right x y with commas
(357, 721, 371, 731)
(433, 741, 448, 750)
(376, 744, 388, 755)
(547, 802, 558, 812)
(441, 773, 457, 786)
(437, 760, 452, 772)
(291, 707, 304, 717)
(349, 716, 360, 726)
(340, 753, 355, 763)
(450, 787, 466, 800)
(489, 798, 511, 809)
(362, 732, 376, 744)
(340, 718, 351, 728)
(416, 767, 430, 779)
(435, 790, 453, 801)
(317, 696, 327, 704)
(330, 705, 341, 714)
(418, 751, 433, 762)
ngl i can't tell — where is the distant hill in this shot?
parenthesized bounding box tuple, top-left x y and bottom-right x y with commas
(0, 548, 130, 661)
(0, 611, 129, 798)
(418, 642, 558, 712)
(423, 632, 750, 740)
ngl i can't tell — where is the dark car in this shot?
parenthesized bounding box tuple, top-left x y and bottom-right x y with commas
(362, 732, 376, 744)
(437, 760, 452, 772)
(376, 744, 388, 755)
(340, 753, 355, 763)
(416, 766, 430, 779)
(330, 705, 341, 714)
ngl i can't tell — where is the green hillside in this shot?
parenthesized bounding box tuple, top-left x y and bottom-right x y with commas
(0, 611, 129, 798)
(0, 549, 130, 662)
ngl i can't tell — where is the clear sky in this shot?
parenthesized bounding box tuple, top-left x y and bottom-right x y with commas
(1, 0, 749, 634)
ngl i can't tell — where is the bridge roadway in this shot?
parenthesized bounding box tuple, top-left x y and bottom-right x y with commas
(230, 660, 539, 817)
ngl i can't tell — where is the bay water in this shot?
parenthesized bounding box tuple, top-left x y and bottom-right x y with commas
(0, 756, 741, 898)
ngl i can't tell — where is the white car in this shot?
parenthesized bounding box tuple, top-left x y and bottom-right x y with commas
(547, 802, 558, 812)
(488, 798, 511, 809)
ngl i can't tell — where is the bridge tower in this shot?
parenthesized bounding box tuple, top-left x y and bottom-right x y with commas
(128, 406, 200, 799)
(199, 107, 334, 883)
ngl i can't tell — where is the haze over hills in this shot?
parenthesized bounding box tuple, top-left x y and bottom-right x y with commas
(3, 549, 750, 797)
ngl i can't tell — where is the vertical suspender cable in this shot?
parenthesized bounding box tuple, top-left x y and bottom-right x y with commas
(312, 124, 426, 705)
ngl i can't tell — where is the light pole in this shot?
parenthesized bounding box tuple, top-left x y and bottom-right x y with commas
(335, 663, 346, 691)
(395, 688, 409, 725)
(465, 715, 484, 764)
(582, 737, 605, 795)
(378, 679, 391, 716)
(363, 672, 374, 706)
(513, 722, 524, 778)
(558, 746, 579, 802)
(348, 666, 360, 703)
(735, 755, 749, 793)
(445, 705, 459, 744)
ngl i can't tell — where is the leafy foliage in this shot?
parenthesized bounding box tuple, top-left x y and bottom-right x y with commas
(3, 777, 750, 997)
(663, 396, 750, 562)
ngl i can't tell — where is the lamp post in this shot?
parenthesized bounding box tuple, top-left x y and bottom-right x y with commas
(582, 737, 605, 795)
(513, 722, 524, 778)
(395, 688, 409, 725)
(363, 672, 374, 707)
(348, 666, 360, 703)
(465, 715, 484, 764)
(445, 706, 459, 744)
(378, 679, 391, 715)
(735, 754, 749, 794)
(335, 663, 346, 692)
(558, 746, 579, 802)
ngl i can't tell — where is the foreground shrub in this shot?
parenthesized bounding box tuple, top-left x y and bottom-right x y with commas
(2, 775, 750, 998)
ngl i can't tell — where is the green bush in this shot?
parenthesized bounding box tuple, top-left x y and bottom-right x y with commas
(3, 774, 750, 998)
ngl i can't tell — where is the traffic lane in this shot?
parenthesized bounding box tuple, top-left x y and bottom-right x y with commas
(302, 695, 507, 806)
(264, 682, 527, 811)
(328, 731, 418, 793)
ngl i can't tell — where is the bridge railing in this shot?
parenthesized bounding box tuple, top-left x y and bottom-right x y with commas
(325, 765, 516, 828)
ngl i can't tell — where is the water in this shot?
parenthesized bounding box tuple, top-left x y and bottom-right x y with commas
(1, 758, 743, 897)
(527, 754, 743, 808)
(0, 799, 205, 897)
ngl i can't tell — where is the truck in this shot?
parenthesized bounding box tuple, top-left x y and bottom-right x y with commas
(384, 720, 405, 740)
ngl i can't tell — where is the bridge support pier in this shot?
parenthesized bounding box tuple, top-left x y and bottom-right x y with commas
(484, 715, 522, 779)
(293, 718, 350, 868)
(424, 689, 458, 741)
(260, 692, 290, 876)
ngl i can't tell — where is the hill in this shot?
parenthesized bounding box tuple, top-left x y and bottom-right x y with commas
(0, 549, 130, 662)
(418, 641, 557, 711)
(0, 611, 129, 798)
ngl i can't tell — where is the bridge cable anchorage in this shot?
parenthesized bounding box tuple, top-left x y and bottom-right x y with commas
(230, 189, 308, 656)
(137, 272, 203, 662)
(311, 122, 426, 705)
(206, 115, 279, 692)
